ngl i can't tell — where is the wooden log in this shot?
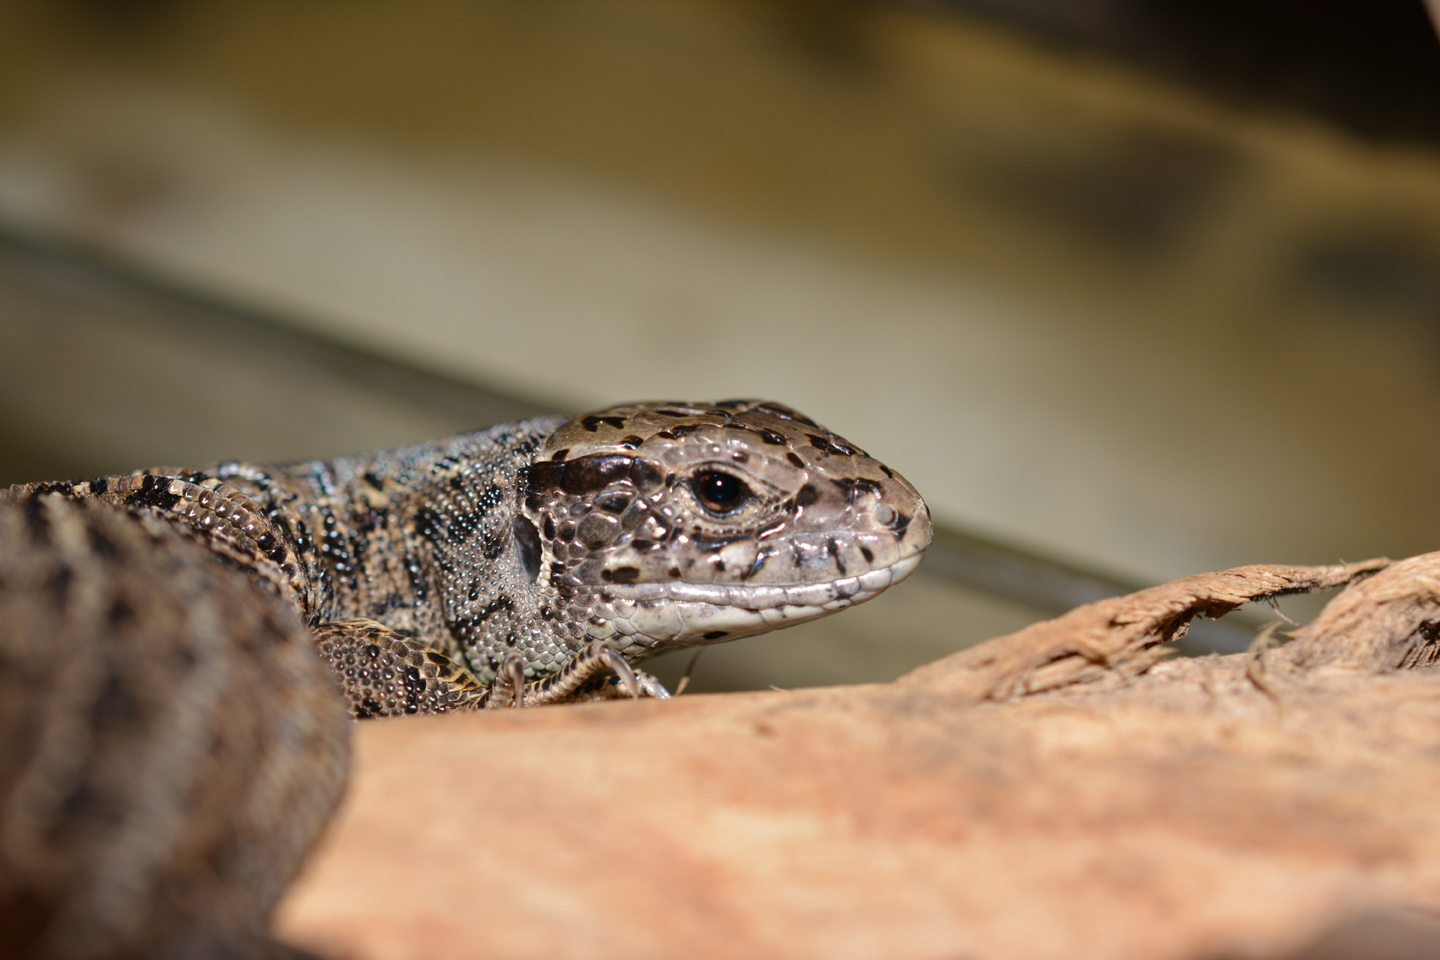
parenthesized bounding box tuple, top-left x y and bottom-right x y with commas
(276, 554, 1440, 960)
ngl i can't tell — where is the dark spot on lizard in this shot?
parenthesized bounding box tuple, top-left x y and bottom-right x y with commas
(52, 783, 112, 837)
(786, 452, 805, 469)
(367, 595, 405, 618)
(794, 484, 820, 507)
(807, 433, 857, 457)
(481, 531, 507, 561)
(349, 506, 381, 538)
(403, 551, 429, 603)
(89, 476, 108, 494)
(832, 477, 883, 506)
(31, 481, 76, 497)
(475, 596, 516, 623)
(688, 533, 748, 552)
(271, 511, 305, 556)
(255, 531, 287, 564)
(514, 435, 545, 460)
(827, 538, 847, 576)
(528, 456, 633, 496)
(581, 415, 627, 432)
(128, 474, 181, 512)
(412, 507, 442, 542)
(595, 492, 630, 515)
(601, 566, 641, 583)
(656, 424, 703, 440)
(512, 515, 542, 583)
(886, 511, 912, 541)
(89, 673, 144, 729)
(549, 448, 570, 461)
(107, 598, 134, 627)
(527, 456, 621, 493)
(860, 546, 874, 563)
(21, 496, 49, 543)
(757, 428, 787, 445)
(628, 459, 663, 490)
(47, 567, 72, 606)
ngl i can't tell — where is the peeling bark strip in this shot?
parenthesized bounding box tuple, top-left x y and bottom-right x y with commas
(899, 558, 1391, 700)
(1281, 552, 1440, 673)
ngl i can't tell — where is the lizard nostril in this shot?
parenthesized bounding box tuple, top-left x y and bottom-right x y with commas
(873, 504, 897, 526)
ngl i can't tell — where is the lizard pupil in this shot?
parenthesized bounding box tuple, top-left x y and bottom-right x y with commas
(692, 471, 747, 514)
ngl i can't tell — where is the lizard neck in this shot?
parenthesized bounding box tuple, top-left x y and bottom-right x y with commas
(212, 415, 576, 684)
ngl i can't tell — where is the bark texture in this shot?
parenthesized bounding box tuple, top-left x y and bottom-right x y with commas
(276, 553, 1440, 960)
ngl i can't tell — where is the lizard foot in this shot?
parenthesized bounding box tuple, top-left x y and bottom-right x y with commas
(485, 641, 670, 708)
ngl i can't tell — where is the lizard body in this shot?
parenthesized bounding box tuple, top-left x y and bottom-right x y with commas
(0, 399, 931, 959)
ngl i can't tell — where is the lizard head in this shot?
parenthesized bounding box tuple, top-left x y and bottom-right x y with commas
(516, 400, 932, 657)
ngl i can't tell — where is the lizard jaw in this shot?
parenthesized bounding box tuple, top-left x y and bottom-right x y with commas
(589, 552, 924, 655)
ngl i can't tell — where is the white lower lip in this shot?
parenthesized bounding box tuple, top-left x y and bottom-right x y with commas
(590, 552, 928, 651)
(604, 551, 924, 611)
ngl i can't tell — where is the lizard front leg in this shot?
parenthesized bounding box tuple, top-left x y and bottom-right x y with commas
(485, 640, 671, 708)
(314, 624, 668, 715)
(311, 619, 488, 718)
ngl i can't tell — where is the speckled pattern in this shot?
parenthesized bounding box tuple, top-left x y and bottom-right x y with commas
(6, 400, 930, 716)
(0, 399, 930, 958)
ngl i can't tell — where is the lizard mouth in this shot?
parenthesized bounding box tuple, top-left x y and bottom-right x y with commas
(590, 552, 925, 653)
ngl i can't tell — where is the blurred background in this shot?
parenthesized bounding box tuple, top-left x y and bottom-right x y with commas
(3, 0, 1440, 691)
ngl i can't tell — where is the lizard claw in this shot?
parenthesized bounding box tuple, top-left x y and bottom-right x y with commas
(487, 653, 528, 709)
(594, 645, 641, 699)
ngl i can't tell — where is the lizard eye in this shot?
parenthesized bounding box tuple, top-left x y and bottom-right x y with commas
(690, 471, 750, 516)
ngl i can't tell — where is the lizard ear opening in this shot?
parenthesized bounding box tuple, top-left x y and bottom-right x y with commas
(512, 515, 542, 584)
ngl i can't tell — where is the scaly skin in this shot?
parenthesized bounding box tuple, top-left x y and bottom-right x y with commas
(0, 399, 931, 958)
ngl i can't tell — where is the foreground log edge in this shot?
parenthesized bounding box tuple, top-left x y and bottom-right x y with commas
(279, 553, 1440, 960)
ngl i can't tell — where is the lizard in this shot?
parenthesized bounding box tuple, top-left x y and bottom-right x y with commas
(0, 398, 932, 960)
